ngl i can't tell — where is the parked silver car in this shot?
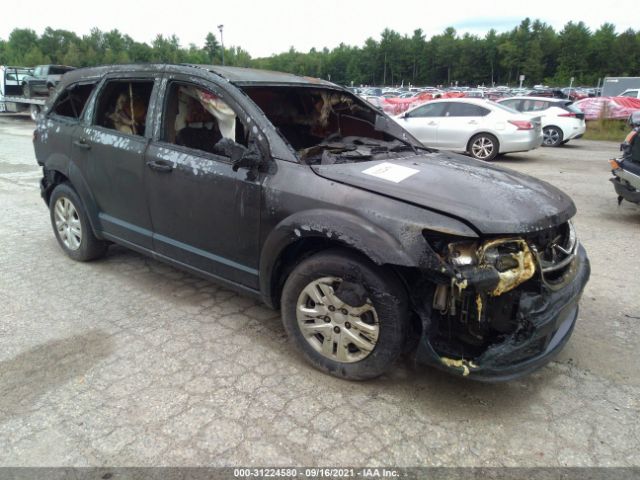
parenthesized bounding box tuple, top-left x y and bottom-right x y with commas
(497, 97, 586, 147)
(395, 98, 543, 161)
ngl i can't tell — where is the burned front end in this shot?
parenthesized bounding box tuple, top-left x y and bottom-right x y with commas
(414, 221, 590, 381)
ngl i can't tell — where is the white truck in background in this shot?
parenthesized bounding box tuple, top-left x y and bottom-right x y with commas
(602, 77, 640, 97)
(0, 66, 47, 120)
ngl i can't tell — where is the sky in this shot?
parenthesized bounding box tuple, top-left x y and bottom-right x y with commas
(2, 0, 637, 58)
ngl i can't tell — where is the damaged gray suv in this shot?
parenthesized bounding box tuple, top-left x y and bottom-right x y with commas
(34, 64, 590, 381)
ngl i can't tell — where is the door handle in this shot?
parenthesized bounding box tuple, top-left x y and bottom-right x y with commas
(146, 159, 174, 173)
(468, 120, 478, 125)
(428, 121, 438, 126)
(73, 139, 91, 150)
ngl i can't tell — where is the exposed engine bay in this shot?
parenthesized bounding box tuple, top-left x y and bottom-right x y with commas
(241, 86, 422, 160)
(420, 221, 580, 376)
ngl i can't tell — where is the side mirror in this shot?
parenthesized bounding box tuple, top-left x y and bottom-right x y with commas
(213, 138, 263, 172)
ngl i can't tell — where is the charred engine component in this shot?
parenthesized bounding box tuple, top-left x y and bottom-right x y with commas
(428, 237, 538, 362)
(448, 237, 536, 297)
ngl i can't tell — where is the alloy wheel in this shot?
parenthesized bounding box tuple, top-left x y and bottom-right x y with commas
(543, 127, 561, 146)
(471, 136, 495, 160)
(54, 197, 82, 251)
(296, 276, 379, 363)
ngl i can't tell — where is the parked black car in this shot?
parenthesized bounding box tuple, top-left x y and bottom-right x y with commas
(33, 64, 590, 381)
(22, 64, 75, 97)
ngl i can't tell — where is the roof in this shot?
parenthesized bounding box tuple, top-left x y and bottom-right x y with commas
(193, 65, 337, 87)
(502, 96, 569, 102)
(58, 64, 339, 88)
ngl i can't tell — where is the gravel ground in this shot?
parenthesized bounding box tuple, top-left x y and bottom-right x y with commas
(0, 113, 638, 467)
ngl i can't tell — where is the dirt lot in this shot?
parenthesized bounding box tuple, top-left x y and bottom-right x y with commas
(0, 113, 638, 467)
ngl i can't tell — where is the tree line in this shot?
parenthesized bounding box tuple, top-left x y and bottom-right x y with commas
(1, 18, 638, 87)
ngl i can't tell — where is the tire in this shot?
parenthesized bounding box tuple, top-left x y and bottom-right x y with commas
(29, 104, 40, 121)
(468, 133, 499, 161)
(543, 126, 563, 147)
(281, 249, 408, 380)
(23, 83, 31, 98)
(49, 183, 108, 262)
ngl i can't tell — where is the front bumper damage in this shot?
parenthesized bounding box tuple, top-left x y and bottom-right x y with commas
(414, 240, 590, 382)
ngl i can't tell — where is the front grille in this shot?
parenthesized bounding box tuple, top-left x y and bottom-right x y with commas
(526, 222, 577, 287)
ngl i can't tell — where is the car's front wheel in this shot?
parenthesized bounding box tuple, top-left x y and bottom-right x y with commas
(281, 250, 408, 380)
(49, 183, 108, 261)
(23, 83, 31, 98)
(543, 126, 564, 147)
(468, 133, 499, 161)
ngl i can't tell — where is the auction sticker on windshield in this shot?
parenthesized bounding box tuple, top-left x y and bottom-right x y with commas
(362, 162, 419, 183)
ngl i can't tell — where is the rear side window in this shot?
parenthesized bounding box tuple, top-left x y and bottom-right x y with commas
(446, 103, 490, 117)
(51, 83, 97, 119)
(500, 99, 521, 111)
(49, 67, 70, 75)
(521, 100, 549, 112)
(94, 80, 154, 136)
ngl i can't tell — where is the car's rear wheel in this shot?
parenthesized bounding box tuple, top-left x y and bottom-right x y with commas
(543, 126, 563, 147)
(49, 183, 108, 261)
(281, 249, 408, 380)
(29, 104, 40, 121)
(468, 133, 499, 161)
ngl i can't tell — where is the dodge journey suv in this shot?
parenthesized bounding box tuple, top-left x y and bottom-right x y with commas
(33, 64, 590, 381)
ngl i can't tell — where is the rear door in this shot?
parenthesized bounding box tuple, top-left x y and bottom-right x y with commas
(73, 71, 160, 249)
(436, 102, 491, 150)
(397, 102, 447, 147)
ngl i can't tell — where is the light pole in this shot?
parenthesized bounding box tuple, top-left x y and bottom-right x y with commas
(217, 24, 224, 66)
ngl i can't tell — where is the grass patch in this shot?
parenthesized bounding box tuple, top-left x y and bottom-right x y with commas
(584, 118, 628, 142)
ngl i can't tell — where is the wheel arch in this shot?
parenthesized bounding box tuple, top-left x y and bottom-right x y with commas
(467, 131, 501, 154)
(259, 209, 418, 309)
(42, 162, 102, 239)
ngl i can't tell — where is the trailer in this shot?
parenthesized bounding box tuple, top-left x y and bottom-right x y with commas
(0, 65, 47, 120)
(602, 77, 640, 97)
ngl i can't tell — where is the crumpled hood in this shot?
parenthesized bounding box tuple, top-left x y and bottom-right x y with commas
(311, 151, 576, 234)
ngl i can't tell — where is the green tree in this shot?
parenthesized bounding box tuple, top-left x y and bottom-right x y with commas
(204, 33, 220, 63)
(555, 21, 591, 83)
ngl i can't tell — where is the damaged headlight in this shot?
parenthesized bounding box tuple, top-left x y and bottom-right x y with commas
(446, 238, 536, 296)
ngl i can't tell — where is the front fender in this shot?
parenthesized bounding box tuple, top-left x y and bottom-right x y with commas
(259, 207, 477, 306)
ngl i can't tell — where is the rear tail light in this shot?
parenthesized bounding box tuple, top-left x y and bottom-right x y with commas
(559, 112, 577, 117)
(508, 120, 533, 130)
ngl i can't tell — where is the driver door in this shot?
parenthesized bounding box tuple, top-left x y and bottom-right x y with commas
(397, 102, 447, 148)
(144, 75, 263, 289)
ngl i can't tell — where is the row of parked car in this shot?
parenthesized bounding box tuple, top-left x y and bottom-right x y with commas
(390, 96, 586, 160)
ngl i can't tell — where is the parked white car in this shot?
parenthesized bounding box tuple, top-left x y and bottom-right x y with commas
(619, 89, 640, 99)
(394, 98, 543, 161)
(497, 97, 587, 147)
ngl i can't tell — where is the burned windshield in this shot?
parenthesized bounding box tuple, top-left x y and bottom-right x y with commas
(240, 86, 423, 163)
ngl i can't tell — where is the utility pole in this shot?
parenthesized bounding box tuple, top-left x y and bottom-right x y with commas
(217, 24, 225, 65)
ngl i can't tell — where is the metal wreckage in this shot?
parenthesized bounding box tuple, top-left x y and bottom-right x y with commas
(34, 65, 590, 381)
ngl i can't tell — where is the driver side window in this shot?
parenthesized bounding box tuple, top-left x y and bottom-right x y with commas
(161, 82, 247, 155)
(408, 102, 447, 118)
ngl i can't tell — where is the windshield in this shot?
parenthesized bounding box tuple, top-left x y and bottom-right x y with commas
(240, 85, 425, 163)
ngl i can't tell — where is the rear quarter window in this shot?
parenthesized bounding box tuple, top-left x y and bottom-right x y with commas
(50, 83, 98, 120)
